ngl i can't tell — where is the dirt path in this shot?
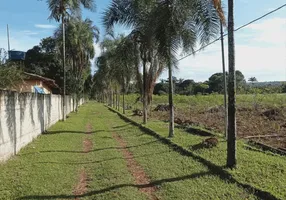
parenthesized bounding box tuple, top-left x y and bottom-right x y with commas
(73, 170, 88, 199)
(73, 123, 93, 199)
(112, 132, 158, 200)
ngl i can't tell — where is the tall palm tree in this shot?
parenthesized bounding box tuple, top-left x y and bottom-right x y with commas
(54, 17, 99, 111)
(103, 1, 224, 132)
(103, 0, 167, 124)
(149, 0, 224, 137)
(111, 37, 136, 114)
(47, 0, 95, 120)
(227, 0, 237, 168)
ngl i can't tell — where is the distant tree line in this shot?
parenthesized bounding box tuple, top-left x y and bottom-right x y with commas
(153, 71, 286, 95)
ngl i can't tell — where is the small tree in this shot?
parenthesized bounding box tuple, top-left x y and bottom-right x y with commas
(248, 77, 257, 85)
(0, 63, 25, 89)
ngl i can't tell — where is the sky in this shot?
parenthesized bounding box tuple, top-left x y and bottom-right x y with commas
(0, 0, 285, 82)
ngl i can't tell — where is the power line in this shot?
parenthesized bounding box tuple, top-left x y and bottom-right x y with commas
(177, 3, 286, 62)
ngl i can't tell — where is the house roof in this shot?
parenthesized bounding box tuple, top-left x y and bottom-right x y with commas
(24, 72, 60, 89)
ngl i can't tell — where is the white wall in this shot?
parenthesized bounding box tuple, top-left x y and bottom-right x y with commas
(0, 91, 84, 162)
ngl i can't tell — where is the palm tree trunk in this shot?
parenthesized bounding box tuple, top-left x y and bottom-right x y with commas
(110, 90, 112, 106)
(123, 82, 126, 114)
(227, 0, 237, 168)
(168, 58, 174, 138)
(117, 91, 120, 111)
(113, 90, 116, 108)
(115, 90, 117, 109)
(75, 96, 78, 113)
(220, 21, 228, 140)
(134, 42, 143, 97)
(143, 60, 148, 124)
(62, 14, 66, 121)
(116, 90, 119, 110)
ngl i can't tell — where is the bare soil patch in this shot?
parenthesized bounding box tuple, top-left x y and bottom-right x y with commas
(73, 169, 88, 199)
(83, 139, 93, 153)
(152, 106, 286, 149)
(86, 123, 93, 134)
(73, 123, 93, 199)
(112, 133, 158, 200)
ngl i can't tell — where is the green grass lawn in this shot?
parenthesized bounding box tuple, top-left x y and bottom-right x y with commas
(122, 108, 286, 200)
(0, 103, 145, 200)
(0, 102, 284, 199)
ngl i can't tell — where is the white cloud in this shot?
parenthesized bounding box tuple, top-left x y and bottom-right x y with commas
(35, 24, 56, 29)
(245, 17, 286, 46)
(159, 17, 286, 82)
(21, 30, 39, 36)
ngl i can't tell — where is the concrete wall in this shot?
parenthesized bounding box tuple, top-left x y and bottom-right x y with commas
(0, 90, 84, 162)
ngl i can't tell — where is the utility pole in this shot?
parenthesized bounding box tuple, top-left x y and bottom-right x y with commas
(7, 24, 11, 60)
(227, 0, 237, 168)
(220, 21, 228, 140)
(62, 15, 66, 121)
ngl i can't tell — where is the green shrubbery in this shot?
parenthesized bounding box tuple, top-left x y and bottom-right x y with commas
(0, 62, 25, 89)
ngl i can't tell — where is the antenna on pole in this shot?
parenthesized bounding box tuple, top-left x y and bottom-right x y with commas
(7, 24, 11, 60)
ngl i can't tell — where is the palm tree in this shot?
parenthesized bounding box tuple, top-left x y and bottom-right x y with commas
(149, 0, 225, 137)
(93, 35, 137, 113)
(47, 0, 95, 120)
(248, 77, 257, 85)
(227, 0, 237, 168)
(112, 37, 136, 114)
(103, 0, 168, 124)
(54, 17, 99, 111)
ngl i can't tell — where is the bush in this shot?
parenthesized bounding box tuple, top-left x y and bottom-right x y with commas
(0, 63, 25, 89)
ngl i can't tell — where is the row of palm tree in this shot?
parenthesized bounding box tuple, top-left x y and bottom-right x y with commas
(93, 35, 137, 114)
(47, 0, 96, 120)
(93, 0, 237, 168)
(46, 0, 236, 168)
(54, 17, 99, 111)
(101, 0, 225, 137)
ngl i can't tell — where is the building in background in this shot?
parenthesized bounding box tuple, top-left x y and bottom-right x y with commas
(8, 51, 26, 61)
(14, 72, 60, 94)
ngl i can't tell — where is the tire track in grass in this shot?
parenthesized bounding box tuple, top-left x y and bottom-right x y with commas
(73, 123, 93, 199)
(112, 132, 159, 200)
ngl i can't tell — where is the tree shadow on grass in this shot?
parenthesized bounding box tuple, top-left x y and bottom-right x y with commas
(33, 150, 167, 165)
(19, 140, 159, 155)
(17, 171, 212, 199)
(43, 130, 106, 135)
(114, 111, 279, 200)
(190, 143, 206, 151)
(112, 124, 130, 129)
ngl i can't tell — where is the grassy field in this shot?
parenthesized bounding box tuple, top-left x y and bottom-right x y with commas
(121, 94, 286, 149)
(123, 93, 286, 110)
(0, 102, 285, 199)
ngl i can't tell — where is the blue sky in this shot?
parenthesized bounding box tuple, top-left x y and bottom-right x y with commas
(0, 0, 285, 82)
